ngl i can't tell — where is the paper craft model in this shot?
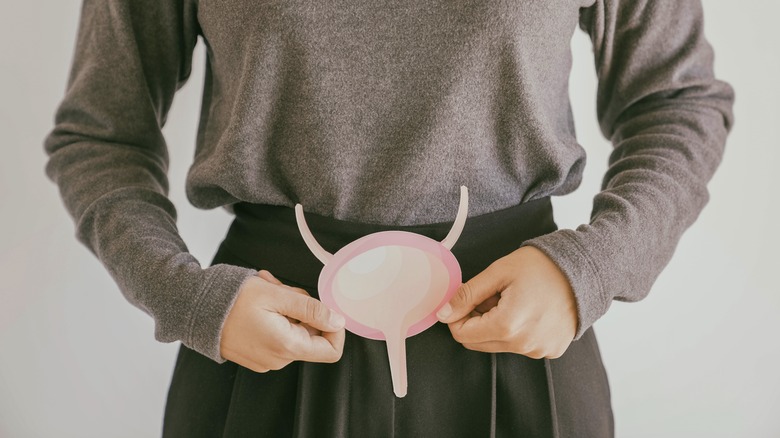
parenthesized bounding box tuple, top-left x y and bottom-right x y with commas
(294, 186, 468, 398)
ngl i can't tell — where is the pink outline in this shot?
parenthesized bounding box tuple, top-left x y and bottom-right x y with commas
(318, 230, 461, 341)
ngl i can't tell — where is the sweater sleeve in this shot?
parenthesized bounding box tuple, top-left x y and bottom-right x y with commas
(43, 0, 258, 362)
(520, 0, 735, 339)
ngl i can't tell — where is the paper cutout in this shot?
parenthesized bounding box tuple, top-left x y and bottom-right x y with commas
(294, 186, 468, 398)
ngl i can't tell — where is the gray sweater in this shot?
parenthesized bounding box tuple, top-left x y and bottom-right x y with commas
(44, 0, 734, 363)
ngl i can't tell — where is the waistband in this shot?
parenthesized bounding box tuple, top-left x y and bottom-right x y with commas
(222, 197, 557, 290)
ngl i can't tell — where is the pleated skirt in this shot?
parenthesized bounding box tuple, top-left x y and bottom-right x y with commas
(162, 197, 614, 437)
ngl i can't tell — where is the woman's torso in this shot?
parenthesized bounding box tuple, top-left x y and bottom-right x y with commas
(188, 0, 594, 225)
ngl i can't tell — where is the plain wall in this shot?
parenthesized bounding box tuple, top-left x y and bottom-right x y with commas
(1, 1, 778, 436)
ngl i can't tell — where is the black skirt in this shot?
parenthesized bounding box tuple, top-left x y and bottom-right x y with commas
(162, 197, 614, 437)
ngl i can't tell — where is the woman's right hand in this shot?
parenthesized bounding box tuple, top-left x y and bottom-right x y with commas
(220, 270, 346, 373)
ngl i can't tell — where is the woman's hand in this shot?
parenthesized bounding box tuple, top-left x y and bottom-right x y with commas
(436, 246, 578, 359)
(220, 270, 346, 372)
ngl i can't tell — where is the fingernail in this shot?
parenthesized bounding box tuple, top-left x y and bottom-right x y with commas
(329, 312, 346, 329)
(437, 303, 453, 320)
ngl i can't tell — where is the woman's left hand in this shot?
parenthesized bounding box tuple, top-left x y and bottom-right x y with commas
(436, 245, 578, 359)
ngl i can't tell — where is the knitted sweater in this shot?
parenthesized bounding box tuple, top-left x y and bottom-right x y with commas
(44, 0, 735, 363)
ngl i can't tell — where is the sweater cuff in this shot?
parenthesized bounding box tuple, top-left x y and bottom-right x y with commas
(520, 229, 611, 341)
(180, 264, 258, 363)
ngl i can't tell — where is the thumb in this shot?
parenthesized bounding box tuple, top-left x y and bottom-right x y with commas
(437, 264, 506, 323)
(272, 290, 346, 332)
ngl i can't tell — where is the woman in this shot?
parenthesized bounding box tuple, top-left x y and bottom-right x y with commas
(44, 0, 734, 436)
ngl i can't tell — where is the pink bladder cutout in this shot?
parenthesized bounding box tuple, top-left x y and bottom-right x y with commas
(295, 186, 468, 398)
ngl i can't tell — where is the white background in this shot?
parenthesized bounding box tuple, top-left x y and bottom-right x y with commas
(1, 1, 778, 436)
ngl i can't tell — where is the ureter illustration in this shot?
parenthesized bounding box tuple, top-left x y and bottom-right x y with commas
(295, 186, 468, 397)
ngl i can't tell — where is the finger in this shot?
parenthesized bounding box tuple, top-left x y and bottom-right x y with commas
(459, 339, 536, 356)
(320, 327, 346, 359)
(260, 272, 316, 299)
(294, 335, 344, 363)
(474, 294, 500, 314)
(282, 284, 322, 336)
(461, 340, 509, 353)
(302, 323, 322, 336)
(225, 348, 290, 373)
(272, 290, 346, 332)
(468, 343, 545, 360)
(259, 270, 309, 295)
(283, 316, 322, 336)
(447, 301, 521, 345)
(437, 264, 507, 323)
(447, 312, 500, 344)
(257, 269, 283, 285)
(282, 324, 345, 363)
(258, 275, 323, 334)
